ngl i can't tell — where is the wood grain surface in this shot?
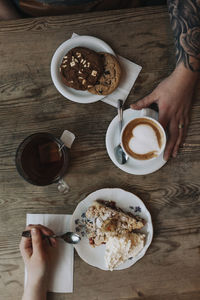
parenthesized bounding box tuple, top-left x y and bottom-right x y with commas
(0, 5, 200, 300)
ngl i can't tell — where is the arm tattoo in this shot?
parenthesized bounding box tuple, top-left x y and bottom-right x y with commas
(167, 0, 200, 71)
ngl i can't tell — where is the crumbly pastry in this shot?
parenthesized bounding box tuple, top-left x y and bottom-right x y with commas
(86, 200, 145, 246)
(85, 200, 146, 270)
(105, 233, 145, 271)
(88, 52, 121, 95)
(60, 47, 103, 90)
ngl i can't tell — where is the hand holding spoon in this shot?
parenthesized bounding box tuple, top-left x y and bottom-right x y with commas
(22, 230, 81, 244)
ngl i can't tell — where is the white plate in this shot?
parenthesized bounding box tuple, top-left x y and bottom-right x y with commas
(51, 35, 115, 103)
(70, 188, 153, 271)
(106, 108, 167, 175)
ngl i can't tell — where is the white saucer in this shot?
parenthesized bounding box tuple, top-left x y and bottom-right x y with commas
(51, 35, 115, 104)
(105, 108, 167, 175)
(70, 188, 153, 271)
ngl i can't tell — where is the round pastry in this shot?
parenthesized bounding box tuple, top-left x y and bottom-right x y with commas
(88, 52, 121, 95)
(60, 47, 103, 91)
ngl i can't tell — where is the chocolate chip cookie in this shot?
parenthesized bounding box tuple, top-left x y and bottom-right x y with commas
(60, 47, 103, 90)
(88, 53, 121, 95)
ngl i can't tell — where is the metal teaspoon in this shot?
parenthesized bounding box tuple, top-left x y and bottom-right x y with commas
(22, 230, 81, 244)
(114, 99, 128, 164)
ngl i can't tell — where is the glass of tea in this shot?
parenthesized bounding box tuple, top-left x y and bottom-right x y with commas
(15, 132, 72, 193)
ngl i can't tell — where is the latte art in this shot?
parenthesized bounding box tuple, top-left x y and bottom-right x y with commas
(122, 118, 165, 160)
(129, 124, 160, 155)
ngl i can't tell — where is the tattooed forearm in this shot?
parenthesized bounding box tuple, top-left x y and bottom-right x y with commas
(167, 0, 200, 71)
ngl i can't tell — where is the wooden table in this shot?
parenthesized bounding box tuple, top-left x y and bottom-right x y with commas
(0, 5, 200, 300)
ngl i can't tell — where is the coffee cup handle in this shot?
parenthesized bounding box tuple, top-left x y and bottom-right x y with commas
(140, 108, 158, 121)
(57, 130, 75, 194)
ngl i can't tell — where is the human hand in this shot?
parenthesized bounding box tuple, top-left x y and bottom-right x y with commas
(20, 224, 57, 288)
(0, 0, 22, 20)
(131, 63, 199, 160)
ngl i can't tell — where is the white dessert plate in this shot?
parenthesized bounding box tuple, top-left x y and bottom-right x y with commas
(51, 35, 115, 103)
(70, 188, 153, 271)
(106, 108, 167, 175)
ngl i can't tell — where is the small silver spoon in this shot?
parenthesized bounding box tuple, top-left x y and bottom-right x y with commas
(22, 230, 81, 244)
(114, 99, 128, 164)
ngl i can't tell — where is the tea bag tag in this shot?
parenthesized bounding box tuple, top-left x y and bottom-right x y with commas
(60, 130, 75, 149)
(57, 130, 75, 194)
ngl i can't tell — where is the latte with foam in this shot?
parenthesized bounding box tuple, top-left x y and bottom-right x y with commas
(122, 118, 165, 160)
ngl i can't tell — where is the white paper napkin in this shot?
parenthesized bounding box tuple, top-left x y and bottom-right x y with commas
(26, 214, 74, 293)
(71, 33, 142, 107)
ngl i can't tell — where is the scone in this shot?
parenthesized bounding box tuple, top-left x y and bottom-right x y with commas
(60, 47, 103, 90)
(105, 233, 145, 271)
(86, 200, 145, 246)
(85, 199, 146, 270)
(88, 53, 121, 95)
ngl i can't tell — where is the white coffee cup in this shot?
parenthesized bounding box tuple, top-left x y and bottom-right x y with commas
(121, 108, 166, 162)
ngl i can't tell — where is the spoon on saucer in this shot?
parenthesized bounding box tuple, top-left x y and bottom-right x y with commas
(22, 230, 81, 244)
(114, 99, 128, 165)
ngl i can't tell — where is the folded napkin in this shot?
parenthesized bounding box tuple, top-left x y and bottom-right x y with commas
(71, 33, 142, 108)
(26, 214, 74, 293)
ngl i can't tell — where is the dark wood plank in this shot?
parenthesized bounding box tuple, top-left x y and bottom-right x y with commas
(0, 5, 199, 300)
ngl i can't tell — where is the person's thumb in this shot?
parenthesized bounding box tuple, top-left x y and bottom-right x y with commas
(31, 228, 43, 255)
(130, 93, 155, 110)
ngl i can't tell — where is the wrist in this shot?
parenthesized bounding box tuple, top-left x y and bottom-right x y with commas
(23, 279, 47, 299)
(26, 262, 48, 288)
(23, 281, 47, 300)
(173, 62, 200, 87)
(26, 275, 47, 291)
